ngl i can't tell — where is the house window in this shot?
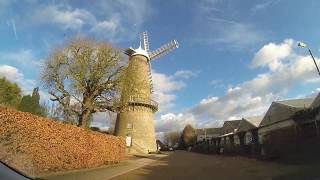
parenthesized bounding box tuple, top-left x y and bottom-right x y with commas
(245, 132, 253, 145)
(221, 138, 225, 145)
(234, 135, 240, 145)
(226, 137, 230, 144)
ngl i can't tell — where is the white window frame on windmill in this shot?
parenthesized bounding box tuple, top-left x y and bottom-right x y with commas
(127, 123, 133, 129)
(126, 136, 132, 147)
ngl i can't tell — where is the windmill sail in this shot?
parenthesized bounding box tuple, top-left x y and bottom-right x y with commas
(140, 32, 150, 51)
(149, 40, 179, 60)
(147, 61, 154, 93)
(123, 33, 179, 93)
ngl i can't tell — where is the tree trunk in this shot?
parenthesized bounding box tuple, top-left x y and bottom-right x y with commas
(78, 109, 91, 128)
(78, 94, 94, 128)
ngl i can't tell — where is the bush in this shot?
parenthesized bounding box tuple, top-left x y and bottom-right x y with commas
(0, 77, 21, 108)
(0, 106, 125, 177)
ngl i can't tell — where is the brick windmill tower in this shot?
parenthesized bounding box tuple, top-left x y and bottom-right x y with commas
(114, 32, 179, 154)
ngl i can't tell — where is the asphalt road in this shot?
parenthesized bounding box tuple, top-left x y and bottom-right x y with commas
(40, 151, 320, 180)
(111, 151, 320, 180)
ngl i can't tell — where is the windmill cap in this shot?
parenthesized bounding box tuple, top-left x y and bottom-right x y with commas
(132, 46, 150, 60)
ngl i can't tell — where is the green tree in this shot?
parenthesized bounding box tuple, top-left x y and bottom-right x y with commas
(18, 87, 46, 117)
(18, 95, 33, 112)
(40, 37, 125, 128)
(0, 77, 22, 108)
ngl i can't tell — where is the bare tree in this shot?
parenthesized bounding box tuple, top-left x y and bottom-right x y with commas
(164, 131, 180, 146)
(40, 37, 125, 128)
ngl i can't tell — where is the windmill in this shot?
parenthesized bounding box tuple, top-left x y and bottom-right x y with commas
(124, 32, 179, 93)
(114, 32, 179, 154)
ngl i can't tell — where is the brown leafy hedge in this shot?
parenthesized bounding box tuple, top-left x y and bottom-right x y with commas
(0, 106, 125, 176)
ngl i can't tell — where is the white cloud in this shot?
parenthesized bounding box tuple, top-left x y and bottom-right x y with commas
(91, 19, 118, 36)
(200, 97, 218, 105)
(152, 91, 176, 112)
(251, 0, 278, 13)
(0, 49, 41, 68)
(152, 71, 185, 93)
(211, 22, 265, 49)
(0, 65, 23, 81)
(90, 111, 118, 132)
(251, 39, 293, 71)
(97, 0, 151, 29)
(10, 19, 18, 40)
(152, 69, 196, 113)
(0, 65, 36, 94)
(155, 112, 196, 133)
(209, 79, 220, 85)
(94, 0, 152, 41)
(193, 2, 266, 50)
(152, 70, 184, 112)
(31, 1, 152, 41)
(0, 49, 47, 98)
(186, 39, 320, 128)
(174, 70, 197, 79)
(34, 4, 96, 30)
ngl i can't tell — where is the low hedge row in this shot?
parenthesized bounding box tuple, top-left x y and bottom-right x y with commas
(0, 106, 125, 176)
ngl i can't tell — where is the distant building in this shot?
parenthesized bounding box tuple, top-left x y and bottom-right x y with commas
(293, 93, 320, 137)
(218, 120, 241, 153)
(196, 128, 221, 143)
(220, 120, 241, 135)
(258, 98, 314, 144)
(198, 94, 320, 158)
(236, 116, 263, 145)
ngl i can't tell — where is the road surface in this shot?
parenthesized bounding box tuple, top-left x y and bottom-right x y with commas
(42, 151, 320, 180)
(111, 151, 320, 180)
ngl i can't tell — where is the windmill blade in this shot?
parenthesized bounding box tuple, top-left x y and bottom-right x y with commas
(140, 32, 150, 51)
(149, 40, 179, 60)
(147, 61, 154, 93)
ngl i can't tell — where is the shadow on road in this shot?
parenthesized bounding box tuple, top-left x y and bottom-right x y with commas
(112, 150, 320, 180)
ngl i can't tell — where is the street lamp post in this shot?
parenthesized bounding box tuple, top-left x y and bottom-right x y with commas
(297, 41, 320, 76)
(297, 41, 320, 136)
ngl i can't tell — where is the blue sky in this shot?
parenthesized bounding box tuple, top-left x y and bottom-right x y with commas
(1, 0, 320, 132)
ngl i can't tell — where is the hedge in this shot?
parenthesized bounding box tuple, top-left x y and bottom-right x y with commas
(0, 106, 125, 177)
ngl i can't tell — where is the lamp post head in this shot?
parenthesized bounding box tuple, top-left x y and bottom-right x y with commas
(297, 41, 307, 48)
